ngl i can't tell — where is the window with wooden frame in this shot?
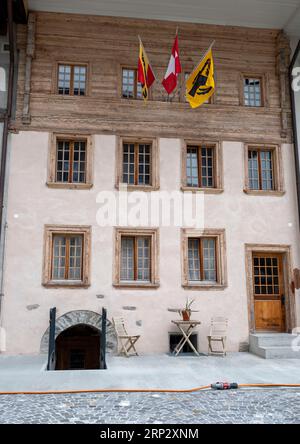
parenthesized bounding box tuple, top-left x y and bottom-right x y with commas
(43, 225, 91, 287)
(122, 68, 143, 99)
(116, 137, 159, 190)
(47, 134, 93, 189)
(188, 238, 217, 282)
(114, 228, 159, 288)
(181, 141, 223, 193)
(57, 64, 87, 96)
(244, 144, 284, 195)
(243, 76, 263, 107)
(182, 229, 227, 289)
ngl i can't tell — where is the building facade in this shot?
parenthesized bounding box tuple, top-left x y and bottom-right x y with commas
(1, 10, 300, 361)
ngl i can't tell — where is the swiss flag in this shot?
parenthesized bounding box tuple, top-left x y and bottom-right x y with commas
(162, 34, 182, 94)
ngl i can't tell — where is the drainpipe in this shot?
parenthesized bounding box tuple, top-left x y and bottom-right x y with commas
(289, 40, 300, 230)
(0, 0, 15, 337)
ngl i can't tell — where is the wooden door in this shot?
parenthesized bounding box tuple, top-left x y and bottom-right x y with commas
(252, 253, 286, 332)
(55, 327, 100, 370)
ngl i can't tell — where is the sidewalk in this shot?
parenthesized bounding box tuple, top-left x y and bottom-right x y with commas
(0, 353, 300, 392)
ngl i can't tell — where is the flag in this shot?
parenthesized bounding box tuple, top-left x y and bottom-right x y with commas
(138, 38, 156, 101)
(185, 46, 215, 109)
(162, 34, 181, 94)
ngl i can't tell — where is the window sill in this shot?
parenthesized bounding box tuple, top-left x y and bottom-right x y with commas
(46, 182, 93, 190)
(113, 282, 160, 289)
(53, 94, 89, 99)
(181, 186, 224, 194)
(43, 280, 90, 288)
(182, 282, 227, 291)
(243, 189, 285, 197)
(116, 184, 159, 192)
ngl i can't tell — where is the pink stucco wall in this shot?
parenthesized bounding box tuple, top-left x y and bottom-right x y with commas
(1, 131, 300, 354)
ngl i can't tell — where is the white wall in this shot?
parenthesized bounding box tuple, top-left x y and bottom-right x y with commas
(2, 131, 300, 354)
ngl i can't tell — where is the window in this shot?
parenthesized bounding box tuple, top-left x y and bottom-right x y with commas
(244, 144, 284, 195)
(116, 137, 159, 190)
(243, 77, 262, 107)
(122, 68, 142, 99)
(114, 228, 159, 288)
(43, 225, 91, 287)
(182, 229, 227, 289)
(181, 141, 223, 193)
(186, 145, 215, 188)
(52, 234, 83, 280)
(121, 236, 151, 281)
(248, 149, 273, 190)
(56, 140, 86, 184)
(123, 142, 151, 186)
(57, 64, 87, 96)
(188, 238, 216, 282)
(47, 134, 93, 189)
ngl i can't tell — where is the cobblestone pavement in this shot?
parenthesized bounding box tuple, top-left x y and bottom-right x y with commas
(0, 389, 299, 424)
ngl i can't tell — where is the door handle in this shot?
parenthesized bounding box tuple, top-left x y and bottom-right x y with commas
(281, 295, 285, 305)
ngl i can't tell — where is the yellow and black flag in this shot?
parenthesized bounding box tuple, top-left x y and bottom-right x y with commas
(138, 37, 156, 101)
(186, 46, 215, 109)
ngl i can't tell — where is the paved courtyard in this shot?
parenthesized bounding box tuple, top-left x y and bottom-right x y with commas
(0, 389, 299, 424)
(1, 353, 300, 392)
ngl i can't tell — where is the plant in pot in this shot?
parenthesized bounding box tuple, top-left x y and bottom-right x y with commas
(181, 298, 195, 321)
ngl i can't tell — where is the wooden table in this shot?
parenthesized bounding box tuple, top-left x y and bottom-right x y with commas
(171, 320, 201, 356)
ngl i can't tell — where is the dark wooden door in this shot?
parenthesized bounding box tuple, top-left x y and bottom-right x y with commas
(55, 325, 100, 370)
(252, 253, 285, 332)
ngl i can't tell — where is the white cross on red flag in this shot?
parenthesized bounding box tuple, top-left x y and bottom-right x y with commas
(162, 34, 182, 94)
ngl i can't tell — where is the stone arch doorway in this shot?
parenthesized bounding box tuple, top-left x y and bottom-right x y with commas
(55, 324, 100, 370)
(40, 310, 118, 363)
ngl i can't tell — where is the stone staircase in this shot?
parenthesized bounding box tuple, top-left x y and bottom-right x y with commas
(249, 333, 300, 359)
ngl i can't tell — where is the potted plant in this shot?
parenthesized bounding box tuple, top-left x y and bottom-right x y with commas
(181, 298, 195, 321)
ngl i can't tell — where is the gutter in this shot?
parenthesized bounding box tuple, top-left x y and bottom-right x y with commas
(0, 0, 14, 238)
(289, 39, 300, 230)
(0, 0, 15, 339)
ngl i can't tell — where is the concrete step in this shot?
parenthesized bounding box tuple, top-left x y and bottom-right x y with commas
(249, 333, 300, 359)
(250, 333, 299, 348)
(255, 346, 300, 359)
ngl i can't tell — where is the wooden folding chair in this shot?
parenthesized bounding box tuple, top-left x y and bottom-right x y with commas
(112, 317, 140, 357)
(207, 317, 228, 356)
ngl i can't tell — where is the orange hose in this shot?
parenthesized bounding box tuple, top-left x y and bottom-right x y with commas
(0, 383, 300, 395)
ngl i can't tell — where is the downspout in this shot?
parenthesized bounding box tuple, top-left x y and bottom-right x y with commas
(289, 40, 300, 230)
(0, 0, 15, 338)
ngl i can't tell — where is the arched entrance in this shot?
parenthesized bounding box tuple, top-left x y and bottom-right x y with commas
(55, 324, 100, 370)
(40, 310, 118, 366)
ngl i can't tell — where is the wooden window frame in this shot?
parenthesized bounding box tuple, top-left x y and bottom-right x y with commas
(240, 73, 268, 108)
(181, 140, 223, 193)
(120, 67, 143, 100)
(55, 63, 89, 96)
(43, 225, 91, 288)
(47, 133, 93, 189)
(188, 237, 217, 282)
(52, 233, 83, 281)
(244, 143, 285, 196)
(119, 65, 152, 100)
(115, 136, 160, 191)
(113, 227, 159, 288)
(181, 228, 227, 290)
